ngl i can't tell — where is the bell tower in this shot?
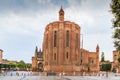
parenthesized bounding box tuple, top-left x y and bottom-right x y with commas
(59, 6, 64, 22)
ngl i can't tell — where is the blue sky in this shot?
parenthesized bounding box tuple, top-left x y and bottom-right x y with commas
(0, 0, 114, 63)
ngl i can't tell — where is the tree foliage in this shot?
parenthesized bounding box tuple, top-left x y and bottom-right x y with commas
(101, 52, 105, 62)
(100, 62, 112, 71)
(17, 60, 26, 68)
(101, 57, 105, 62)
(8, 61, 16, 69)
(118, 57, 120, 62)
(0, 60, 31, 72)
(111, 0, 120, 51)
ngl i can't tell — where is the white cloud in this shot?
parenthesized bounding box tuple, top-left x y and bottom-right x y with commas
(64, 0, 114, 62)
(0, 6, 59, 62)
(0, 12, 42, 35)
(0, 0, 114, 62)
(37, 0, 51, 4)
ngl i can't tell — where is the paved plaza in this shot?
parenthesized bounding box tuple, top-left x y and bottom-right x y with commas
(0, 71, 120, 80)
(1, 75, 120, 80)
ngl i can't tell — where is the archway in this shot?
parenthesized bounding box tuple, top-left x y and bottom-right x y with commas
(38, 63, 43, 72)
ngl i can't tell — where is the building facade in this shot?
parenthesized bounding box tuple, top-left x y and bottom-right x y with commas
(32, 8, 99, 75)
(112, 50, 120, 73)
(32, 47, 43, 71)
(0, 49, 3, 63)
(113, 50, 119, 64)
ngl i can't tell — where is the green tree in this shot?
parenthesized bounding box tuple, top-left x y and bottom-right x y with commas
(26, 64, 31, 68)
(17, 60, 26, 68)
(0, 64, 2, 72)
(111, 0, 120, 53)
(118, 57, 120, 62)
(9, 61, 16, 69)
(101, 62, 111, 71)
(101, 52, 105, 62)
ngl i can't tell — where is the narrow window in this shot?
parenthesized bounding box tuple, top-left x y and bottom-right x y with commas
(92, 60, 94, 64)
(54, 53, 56, 60)
(76, 33, 78, 48)
(46, 34, 48, 49)
(66, 30, 69, 47)
(81, 59, 83, 64)
(66, 52, 68, 59)
(54, 31, 57, 47)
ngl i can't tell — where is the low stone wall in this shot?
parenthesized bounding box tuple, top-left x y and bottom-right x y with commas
(44, 65, 99, 76)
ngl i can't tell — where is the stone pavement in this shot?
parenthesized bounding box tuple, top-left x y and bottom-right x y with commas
(1, 71, 120, 80)
(1, 75, 120, 80)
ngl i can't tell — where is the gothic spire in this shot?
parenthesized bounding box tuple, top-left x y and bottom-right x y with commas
(59, 6, 64, 22)
(35, 46, 38, 57)
(96, 44, 99, 53)
(39, 48, 41, 52)
(35, 46, 38, 53)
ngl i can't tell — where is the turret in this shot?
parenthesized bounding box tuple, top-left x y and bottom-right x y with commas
(35, 46, 38, 57)
(39, 48, 41, 53)
(59, 6, 64, 22)
(96, 44, 99, 53)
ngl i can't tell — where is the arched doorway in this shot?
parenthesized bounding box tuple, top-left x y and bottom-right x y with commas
(38, 62, 43, 72)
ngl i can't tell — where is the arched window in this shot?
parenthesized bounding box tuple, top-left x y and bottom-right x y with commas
(54, 53, 56, 60)
(66, 30, 69, 47)
(66, 52, 68, 59)
(54, 31, 57, 47)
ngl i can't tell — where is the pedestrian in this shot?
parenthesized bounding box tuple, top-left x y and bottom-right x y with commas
(11, 72, 12, 76)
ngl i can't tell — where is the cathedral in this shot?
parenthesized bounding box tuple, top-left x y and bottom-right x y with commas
(32, 7, 99, 75)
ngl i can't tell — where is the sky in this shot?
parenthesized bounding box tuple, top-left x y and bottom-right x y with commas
(0, 0, 114, 63)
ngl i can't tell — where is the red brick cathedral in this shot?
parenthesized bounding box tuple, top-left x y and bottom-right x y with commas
(32, 7, 99, 75)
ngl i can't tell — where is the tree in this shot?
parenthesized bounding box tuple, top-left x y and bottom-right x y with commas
(101, 52, 105, 62)
(17, 60, 26, 69)
(118, 57, 120, 62)
(25, 64, 31, 71)
(111, 0, 120, 52)
(100, 62, 112, 71)
(26, 64, 31, 68)
(9, 61, 16, 69)
(0, 64, 2, 72)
